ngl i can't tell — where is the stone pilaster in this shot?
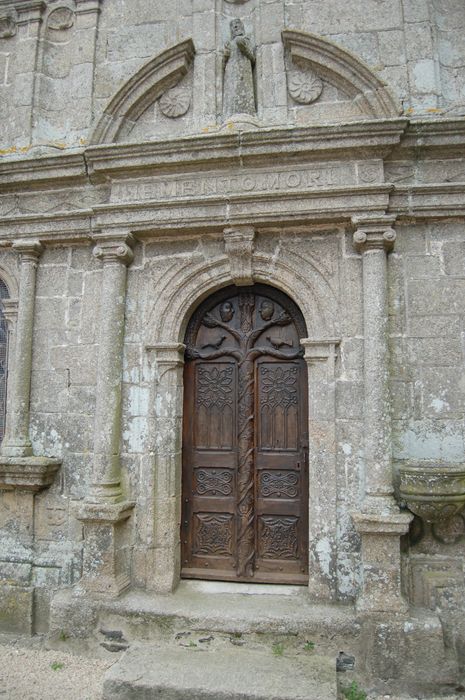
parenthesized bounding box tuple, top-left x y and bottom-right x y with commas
(76, 231, 135, 597)
(2, 241, 41, 458)
(351, 215, 412, 613)
(145, 343, 185, 593)
(302, 338, 340, 601)
(0, 239, 60, 491)
(0, 242, 60, 634)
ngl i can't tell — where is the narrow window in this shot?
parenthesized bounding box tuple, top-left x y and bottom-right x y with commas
(0, 279, 10, 443)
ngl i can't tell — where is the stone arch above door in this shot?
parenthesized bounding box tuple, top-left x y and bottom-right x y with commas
(91, 39, 195, 144)
(282, 29, 400, 121)
(144, 240, 339, 348)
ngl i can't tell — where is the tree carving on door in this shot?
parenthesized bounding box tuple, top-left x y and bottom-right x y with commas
(182, 285, 308, 584)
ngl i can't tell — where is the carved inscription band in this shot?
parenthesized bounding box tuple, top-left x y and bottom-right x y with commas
(111, 164, 352, 203)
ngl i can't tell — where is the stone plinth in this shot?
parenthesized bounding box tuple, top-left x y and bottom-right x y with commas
(76, 500, 134, 597)
(352, 510, 413, 613)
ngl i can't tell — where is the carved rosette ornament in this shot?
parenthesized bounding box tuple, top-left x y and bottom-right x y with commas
(288, 69, 323, 104)
(47, 6, 75, 30)
(159, 85, 191, 118)
(0, 15, 16, 39)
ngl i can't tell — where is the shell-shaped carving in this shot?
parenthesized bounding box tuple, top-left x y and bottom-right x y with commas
(47, 7, 75, 31)
(0, 16, 16, 39)
(159, 86, 191, 118)
(288, 70, 323, 105)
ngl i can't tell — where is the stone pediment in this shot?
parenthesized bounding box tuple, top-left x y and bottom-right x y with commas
(91, 39, 195, 145)
(282, 30, 400, 121)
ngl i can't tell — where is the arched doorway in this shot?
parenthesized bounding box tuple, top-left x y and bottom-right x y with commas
(181, 284, 309, 584)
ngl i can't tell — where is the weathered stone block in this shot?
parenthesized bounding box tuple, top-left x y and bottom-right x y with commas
(0, 584, 33, 634)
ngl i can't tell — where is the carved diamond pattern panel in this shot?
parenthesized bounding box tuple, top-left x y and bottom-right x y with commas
(258, 516, 299, 559)
(193, 513, 233, 556)
(260, 471, 299, 498)
(194, 468, 233, 496)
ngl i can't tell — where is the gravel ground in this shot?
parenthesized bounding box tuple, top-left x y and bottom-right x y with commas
(0, 638, 461, 700)
(0, 643, 111, 700)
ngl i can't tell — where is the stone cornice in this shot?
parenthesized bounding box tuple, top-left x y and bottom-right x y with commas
(0, 152, 86, 191)
(0, 120, 464, 238)
(85, 119, 408, 179)
(0, 456, 61, 492)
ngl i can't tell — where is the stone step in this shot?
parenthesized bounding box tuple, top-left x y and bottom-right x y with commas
(94, 582, 358, 653)
(103, 642, 337, 700)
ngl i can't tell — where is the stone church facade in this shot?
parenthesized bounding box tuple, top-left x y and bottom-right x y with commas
(1, 0, 465, 693)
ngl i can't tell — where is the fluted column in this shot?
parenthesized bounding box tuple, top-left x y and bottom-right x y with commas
(76, 231, 135, 597)
(351, 215, 412, 613)
(1, 241, 42, 457)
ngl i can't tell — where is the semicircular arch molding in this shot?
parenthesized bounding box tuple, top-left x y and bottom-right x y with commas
(282, 29, 400, 118)
(146, 253, 338, 346)
(91, 39, 195, 145)
(0, 263, 18, 299)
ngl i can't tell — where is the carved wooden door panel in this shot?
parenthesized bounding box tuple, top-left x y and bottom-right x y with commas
(182, 285, 308, 584)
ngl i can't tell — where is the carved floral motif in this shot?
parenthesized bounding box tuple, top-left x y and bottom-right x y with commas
(261, 366, 298, 409)
(194, 513, 233, 556)
(159, 85, 191, 118)
(196, 366, 233, 408)
(288, 69, 323, 104)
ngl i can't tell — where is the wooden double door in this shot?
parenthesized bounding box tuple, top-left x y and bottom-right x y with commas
(181, 285, 309, 584)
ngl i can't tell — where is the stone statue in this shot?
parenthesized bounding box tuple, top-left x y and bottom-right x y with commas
(223, 18, 256, 119)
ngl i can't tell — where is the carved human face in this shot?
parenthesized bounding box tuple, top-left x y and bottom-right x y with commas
(230, 19, 244, 37)
(220, 301, 234, 322)
(260, 300, 274, 321)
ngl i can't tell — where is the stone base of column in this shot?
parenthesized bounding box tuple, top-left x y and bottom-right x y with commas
(0, 456, 61, 491)
(352, 510, 413, 614)
(76, 500, 135, 598)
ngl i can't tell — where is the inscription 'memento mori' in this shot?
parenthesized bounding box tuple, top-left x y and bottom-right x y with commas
(111, 164, 354, 204)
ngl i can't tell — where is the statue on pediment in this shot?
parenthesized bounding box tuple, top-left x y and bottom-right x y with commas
(223, 18, 256, 119)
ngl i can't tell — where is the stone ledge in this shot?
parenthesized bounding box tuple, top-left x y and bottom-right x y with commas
(75, 500, 135, 524)
(0, 456, 61, 492)
(352, 510, 413, 536)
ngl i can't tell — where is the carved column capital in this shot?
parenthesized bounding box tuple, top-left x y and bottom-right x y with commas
(146, 343, 186, 368)
(352, 215, 397, 253)
(15, 1, 46, 26)
(301, 338, 340, 364)
(93, 232, 134, 266)
(1, 299, 18, 329)
(12, 240, 43, 264)
(224, 225, 255, 286)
